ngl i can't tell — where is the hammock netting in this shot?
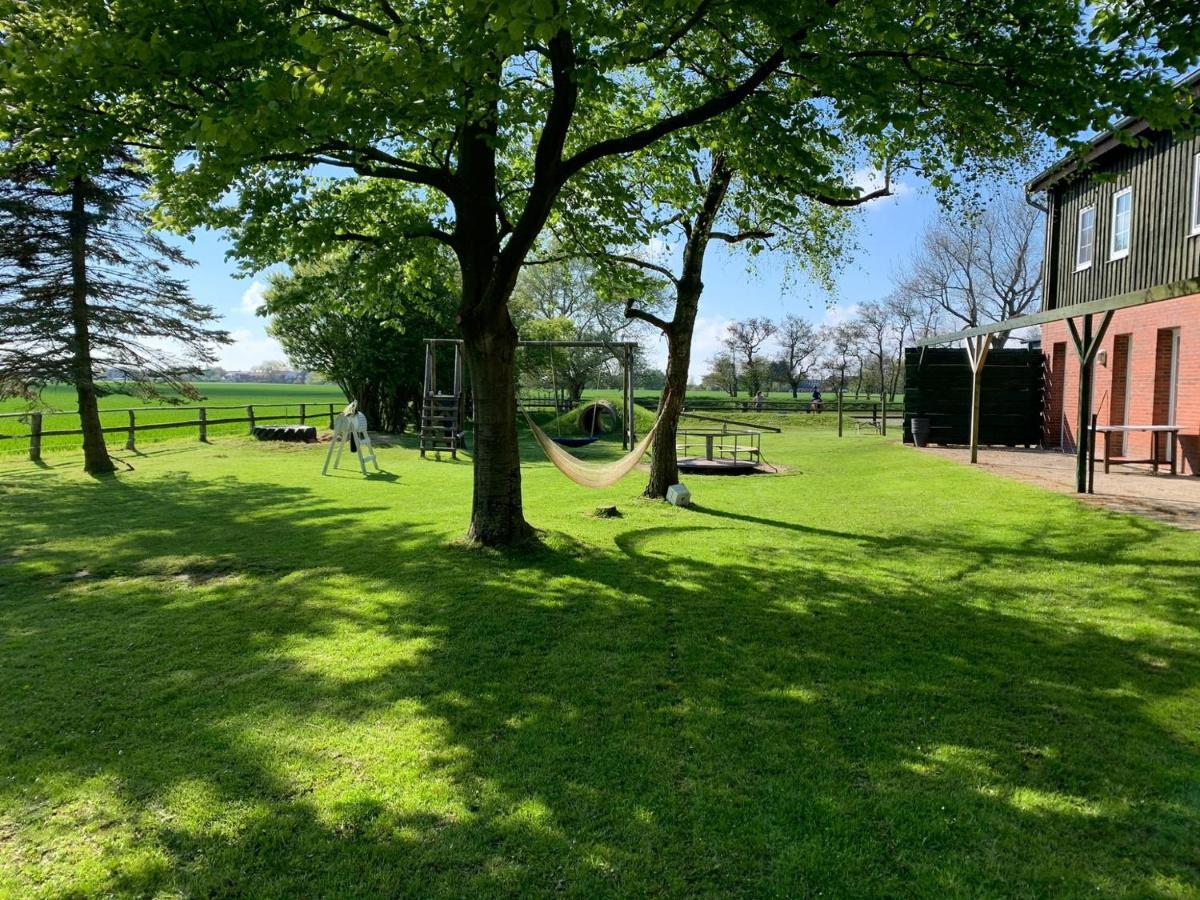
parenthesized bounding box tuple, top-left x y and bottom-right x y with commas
(521, 406, 660, 489)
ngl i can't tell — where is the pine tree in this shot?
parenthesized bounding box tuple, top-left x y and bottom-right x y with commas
(0, 149, 229, 473)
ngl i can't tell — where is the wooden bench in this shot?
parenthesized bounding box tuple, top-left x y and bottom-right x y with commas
(1090, 424, 1181, 474)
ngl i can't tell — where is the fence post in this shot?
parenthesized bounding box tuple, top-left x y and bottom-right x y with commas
(29, 413, 42, 463)
(198, 407, 208, 442)
(125, 409, 137, 451)
(247, 405, 255, 434)
(299, 402, 306, 425)
(837, 391, 843, 438)
(881, 392, 888, 436)
(328, 403, 335, 428)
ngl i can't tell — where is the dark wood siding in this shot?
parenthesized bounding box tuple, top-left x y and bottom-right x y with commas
(1047, 130, 1200, 310)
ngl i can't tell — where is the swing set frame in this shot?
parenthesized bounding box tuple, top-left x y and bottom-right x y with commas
(422, 338, 641, 451)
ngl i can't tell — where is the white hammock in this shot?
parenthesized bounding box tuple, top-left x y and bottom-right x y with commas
(521, 406, 659, 489)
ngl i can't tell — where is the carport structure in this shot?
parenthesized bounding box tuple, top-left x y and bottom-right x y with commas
(914, 277, 1200, 494)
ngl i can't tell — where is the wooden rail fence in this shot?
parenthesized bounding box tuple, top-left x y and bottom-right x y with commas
(0, 402, 340, 463)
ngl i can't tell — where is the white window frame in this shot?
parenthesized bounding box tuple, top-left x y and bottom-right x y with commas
(1075, 205, 1095, 271)
(1109, 186, 1132, 261)
(1190, 153, 1200, 237)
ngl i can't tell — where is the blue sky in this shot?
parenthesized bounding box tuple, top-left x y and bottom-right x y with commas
(184, 176, 946, 378)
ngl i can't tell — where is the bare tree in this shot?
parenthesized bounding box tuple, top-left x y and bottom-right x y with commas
(895, 194, 1042, 347)
(820, 322, 864, 396)
(775, 315, 822, 398)
(883, 293, 922, 401)
(723, 317, 777, 395)
(857, 302, 905, 402)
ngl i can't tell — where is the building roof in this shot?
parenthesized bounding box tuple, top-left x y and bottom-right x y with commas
(1027, 69, 1200, 193)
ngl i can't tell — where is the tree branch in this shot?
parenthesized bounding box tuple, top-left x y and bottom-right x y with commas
(709, 229, 774, 243)
(561, 22, 814, 180)
(313, 4, 389, 37)
(527, 251, 679, 285)
(625, 0, 716, 65)
(624, 298, 671, 334)
(333, 226, 455, 246)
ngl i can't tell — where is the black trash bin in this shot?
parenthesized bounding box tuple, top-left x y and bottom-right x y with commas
(911, 417, 931, 447)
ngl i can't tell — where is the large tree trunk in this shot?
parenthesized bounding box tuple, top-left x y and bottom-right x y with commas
(645, 318, 691, 498)
(67, 178, 115, 475)
(640, 156, 731, 498)
(461, 305, 533, 546)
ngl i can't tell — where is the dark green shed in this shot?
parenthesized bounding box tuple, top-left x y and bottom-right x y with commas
(903, 347, 1043, 447)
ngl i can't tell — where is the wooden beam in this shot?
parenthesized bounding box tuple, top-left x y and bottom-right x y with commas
(1067, 309, 1113, 493)
(1066, 317, 1084, 356)
(916, 278, 1200, 347)
(1075, 315, 1094, 493)
(966, 335, 992, 464)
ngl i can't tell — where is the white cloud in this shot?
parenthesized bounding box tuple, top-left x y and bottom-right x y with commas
(239, 280, 268, 315)
(642, 236, 679, 264)
(217, 328, 287, 370)
(822, 303, 861, 327)
(639, 315, 733, 384)
(686, 316, 734, 383)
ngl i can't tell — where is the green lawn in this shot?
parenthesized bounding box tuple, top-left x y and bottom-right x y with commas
(0, 382, 347, 456)
(1, 427, 1198, 897)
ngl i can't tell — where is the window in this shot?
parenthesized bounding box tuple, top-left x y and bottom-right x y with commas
(1075, 205, 1095, 270)
(1191, 153, 1200, 236)
(1110, 186, 1132, 260)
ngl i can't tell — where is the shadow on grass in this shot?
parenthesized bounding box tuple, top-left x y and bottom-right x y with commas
(1, 470, 1199, 896)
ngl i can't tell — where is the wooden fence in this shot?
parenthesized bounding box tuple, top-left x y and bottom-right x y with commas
(636, 395, 896, 420)
(0, 402, 340, 463)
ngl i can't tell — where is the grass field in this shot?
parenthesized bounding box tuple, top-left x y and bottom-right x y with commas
(2, 426, 1198, 897)
(0, 383, 347, 456)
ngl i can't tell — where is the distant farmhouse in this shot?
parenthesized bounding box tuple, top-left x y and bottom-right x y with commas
(1028, 70, 1200, 474)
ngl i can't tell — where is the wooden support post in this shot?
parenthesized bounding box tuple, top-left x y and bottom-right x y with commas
(451, 344, 463, 458)
(328, 403, 335, 428)
(247, 405, 255, 434)
(125, 409, 136, 451)
(198, 407, 208, 442)
(299, 402, 306, 425)
(837, 390, 843, 437)
(966, 334, 993, 464)
(625, 345, 635, 450)
(881, 391, 888, 436)
(29, 412, 42, 463)
(1068, 311, 1114, 494)
(1089, 413, 1098, 494)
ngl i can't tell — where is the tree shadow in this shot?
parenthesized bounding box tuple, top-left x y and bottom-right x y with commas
(2, 468, 1199, 896)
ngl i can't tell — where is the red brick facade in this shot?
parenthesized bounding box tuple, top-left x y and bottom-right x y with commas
(1041, 293, 1200, 474)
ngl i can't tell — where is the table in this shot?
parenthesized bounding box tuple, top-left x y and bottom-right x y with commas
(1089, 424, 1181, 474)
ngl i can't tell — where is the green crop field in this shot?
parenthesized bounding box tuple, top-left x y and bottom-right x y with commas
(1, 425, 1197, 897)
(0, 382, 347, 456)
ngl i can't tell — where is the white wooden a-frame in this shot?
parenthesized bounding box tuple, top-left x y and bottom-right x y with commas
(322, 402, 380, 476)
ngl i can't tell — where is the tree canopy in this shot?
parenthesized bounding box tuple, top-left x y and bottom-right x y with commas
(262, 246, 458, 433)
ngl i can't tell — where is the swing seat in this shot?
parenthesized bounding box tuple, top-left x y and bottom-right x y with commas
(551, 435, 601, 448)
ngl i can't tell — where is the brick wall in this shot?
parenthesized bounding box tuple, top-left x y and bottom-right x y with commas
(1041, 293, 1200, 475)
(1043, 342, 1068, 448)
